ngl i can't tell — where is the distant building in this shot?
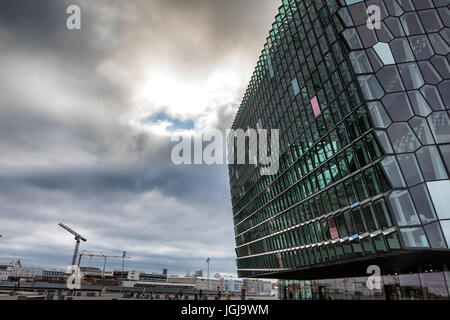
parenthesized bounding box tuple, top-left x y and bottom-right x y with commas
(112, 270, 167, 283)
(43, 270, 67, 277)
(0, 270, 10, 281)
(80, 267, 103, 277)
(9, 267, 43, 280)
(138, 272, 167, 282)
(168, 275, 226, 291)
(38, 270, 68, 283)
(193, 270, 203, 277)
(0, 261, 43, 281)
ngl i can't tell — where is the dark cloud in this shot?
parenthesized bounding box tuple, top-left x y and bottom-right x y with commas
(0, 0, 279, 275)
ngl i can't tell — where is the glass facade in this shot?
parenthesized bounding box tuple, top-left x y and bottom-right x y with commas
(228, 0, 450, 284)
(279, 270, 450, 300)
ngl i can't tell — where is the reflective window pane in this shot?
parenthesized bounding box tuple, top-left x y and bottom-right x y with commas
(387, 123, 421, 153)
(409, 35, 434, 59)
(398, 62, 424, 90)
(390, 38, 415, 62)
(367, 102, 392, 128)
(382, 92, 413, 121)
(408, 117, 435, 145)
(373, 42, 395, 65)
(409, 184, 437, 224)
(400, 227, 430, 248)
(427, 112, 450, 144)
(373, 235, 388, 253)
(441, 220, 450, 249)
(416, 146, 448, 180)
(424, 222, 448, 249)
(427, 180, 450, 220)
(389, 190, 420, 226)
(400, 13, 425, 36)
(375, 130, 394, 153)
(381, 156, 406, 187)
(407, 91, 432, 117)
(358, 75, 384, 100)
(438, 144, 450, 173)
(418, 61, 442, 85)
(419, 272, 449, 300)
(397, 153, 424, 186)
(421, 85, 445, 110)
(348, 50, 373, 74)
(386, 232, 401, 250)
(374, 198, 394, 229)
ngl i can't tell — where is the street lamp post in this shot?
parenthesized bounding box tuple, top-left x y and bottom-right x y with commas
(206, 258, 210, 291)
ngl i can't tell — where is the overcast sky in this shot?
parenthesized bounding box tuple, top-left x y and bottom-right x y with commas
(0, 0, 279, 276)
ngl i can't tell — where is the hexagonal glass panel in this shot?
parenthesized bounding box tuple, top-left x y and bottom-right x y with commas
(386, 17, 406, 37)
(398, 63, 424, 90)
(375, 130, 394, 153)
(419, 9, 444, 32)
(358, 75, 384, 100)
(416, 146, 449, 180)
(418, 61, 443, 85)
(397, 153, 424, 186)
(407, 91, 432, 116)
(420, 85, 445, 110)
(367, 101, 391, 128)
(348, 50, 373, 74)
(357, 25, 378, 48)
(387, 123, 421, 153)
(373, 42, 395, 65)
(390, 38, 415, 63)
(409, 35, 434, 60)
(342, 28, 363, 50)
(385, 0, 404, 17)
(431, 55, 450, 80)
(427, 112, 450, 144)
(382, 93, 414, 121)
(428, 33, 450, 55)
(381, 156, 406, 187)
(409, 117, 435, 145)
(400, 12, 425, 35)
(377, 66, 405, 92)
(438, 80, 450, 108)
(376, 23, 395, 42)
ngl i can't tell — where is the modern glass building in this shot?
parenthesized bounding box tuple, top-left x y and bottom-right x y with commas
(228, 0, 450, 299)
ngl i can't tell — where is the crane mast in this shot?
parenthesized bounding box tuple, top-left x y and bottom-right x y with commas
(58, 223, 87, 266)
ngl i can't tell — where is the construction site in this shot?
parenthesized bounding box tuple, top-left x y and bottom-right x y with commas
(0, 224, 276, 301)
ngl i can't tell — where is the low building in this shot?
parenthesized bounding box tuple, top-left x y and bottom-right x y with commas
(112, 270, 168, 284)
(0, 270, 11, 281)
(139, 272, 167, 282)
(168, 275, 226, 291)
(80, 267, 103, 277)
(9, 267, 43, 280)
(36, 269, 68, 283)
